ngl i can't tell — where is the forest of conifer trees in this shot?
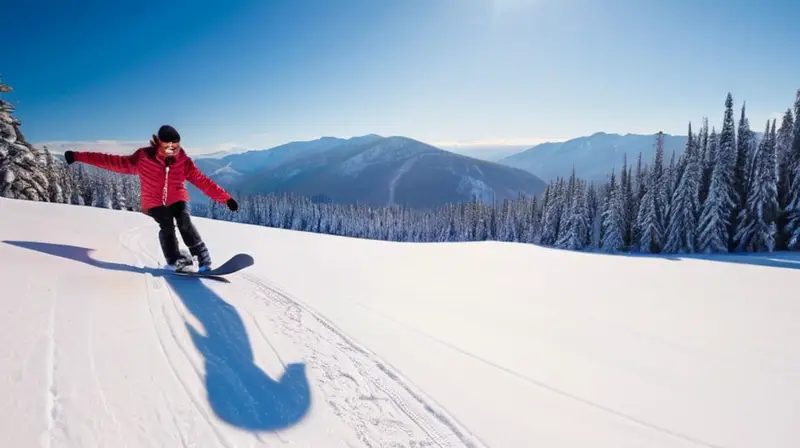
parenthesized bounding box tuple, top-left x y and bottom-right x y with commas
(3, 78, 800, 255)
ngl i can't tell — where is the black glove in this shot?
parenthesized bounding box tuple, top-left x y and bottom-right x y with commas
(64, 150, 75, 165)
(226, 198, 238, 212)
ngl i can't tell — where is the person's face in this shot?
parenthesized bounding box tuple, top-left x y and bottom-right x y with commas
(159, 140, 180, 156)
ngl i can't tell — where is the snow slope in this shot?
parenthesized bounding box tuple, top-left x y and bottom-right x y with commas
(1, 197, 798, 448)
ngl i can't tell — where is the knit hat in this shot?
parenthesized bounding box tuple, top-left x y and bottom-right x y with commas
(157, 125, 180, 143)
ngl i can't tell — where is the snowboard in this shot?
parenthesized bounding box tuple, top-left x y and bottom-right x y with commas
(169, 253, 254, 281)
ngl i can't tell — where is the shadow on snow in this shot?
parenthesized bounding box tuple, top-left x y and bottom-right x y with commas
(2, 239, 311, 432)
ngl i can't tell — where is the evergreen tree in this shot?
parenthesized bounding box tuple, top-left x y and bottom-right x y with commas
(635, 175, 662, 253)
(700, 127, 718, 205)
(500, 199, 518, 242)
(791, 89, 800, 186)
(775, 109, 795, 248)
(600, 170, 625, 252)
(693, 117, 710, 208)
(539, 179, 563, 245)
(732, 102, 756, 248)
(125, 175, 141, 211)
(697, 94, 738, 253)
(557, 180, 588, 250)
(0, 78, 49, 201)
(783, 90, 800, 248)
(635, 132, 667, 253)
(584, 182, 601, 249)
(59, 157, 75, 204)
(664, 123, 701, 253)
(659, 149, 677, 238)
(620, 155, 635, 248)
(534, 184, 552, 244)
(735, 120, 779, 252)
(629, 152, 646, 249)
(521, 196, 540, 244)
(111, 178, 125, 210)
(42, 146, 65, 203)
(556, 170, 577, 242)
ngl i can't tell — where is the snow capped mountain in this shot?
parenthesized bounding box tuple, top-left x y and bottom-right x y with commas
(2, 197, 797, 447)
(194, 134, 384, 180)
(228, 135, 547, 208)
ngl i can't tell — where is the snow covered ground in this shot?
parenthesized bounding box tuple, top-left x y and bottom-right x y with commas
(1, 197, 798, 448)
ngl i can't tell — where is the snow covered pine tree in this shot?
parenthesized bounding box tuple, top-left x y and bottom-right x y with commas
(0, 77, 49, 201)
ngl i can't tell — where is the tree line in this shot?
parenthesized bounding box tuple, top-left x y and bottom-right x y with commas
(3, 76, 800, 255)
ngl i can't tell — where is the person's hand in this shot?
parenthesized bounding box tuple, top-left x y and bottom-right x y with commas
(64, 150, 75, 164)
(227, 198, 238, 212)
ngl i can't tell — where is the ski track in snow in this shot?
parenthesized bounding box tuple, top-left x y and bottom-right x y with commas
(118, 223, 478, 447)
(87, 305, 127, 448)
(42, 279, 57, 448)
(238, 273, 481, 448)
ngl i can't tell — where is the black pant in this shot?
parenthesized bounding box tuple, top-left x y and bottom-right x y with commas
(147, 201, 203, 264)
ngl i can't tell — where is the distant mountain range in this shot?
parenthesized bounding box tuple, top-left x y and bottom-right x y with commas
(191, 135, 547, 208)
(496, 132, 690, 183)
(500, 130, 770, 183)
(194, 131, 698, 196)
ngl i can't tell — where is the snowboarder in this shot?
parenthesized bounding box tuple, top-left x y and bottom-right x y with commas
(64, 125, 239, 272)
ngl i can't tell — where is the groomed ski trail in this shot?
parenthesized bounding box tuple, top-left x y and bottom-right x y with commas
(239, 273, 483, 448)
(119, 223, 482, 447)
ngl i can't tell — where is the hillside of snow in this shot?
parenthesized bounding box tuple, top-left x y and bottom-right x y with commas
(1, 197, 798, 447)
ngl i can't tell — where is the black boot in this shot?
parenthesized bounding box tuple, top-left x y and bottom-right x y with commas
(189, 241, 212, 271)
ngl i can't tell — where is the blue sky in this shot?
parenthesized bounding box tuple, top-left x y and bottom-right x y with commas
(3, 0, 799, 155)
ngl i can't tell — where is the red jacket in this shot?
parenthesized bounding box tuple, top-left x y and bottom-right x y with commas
(73, 146, 231, 213)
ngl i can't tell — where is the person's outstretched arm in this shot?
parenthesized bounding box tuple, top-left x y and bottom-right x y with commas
(184, 157, 238, 210)
(65, 149, 141, 175)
